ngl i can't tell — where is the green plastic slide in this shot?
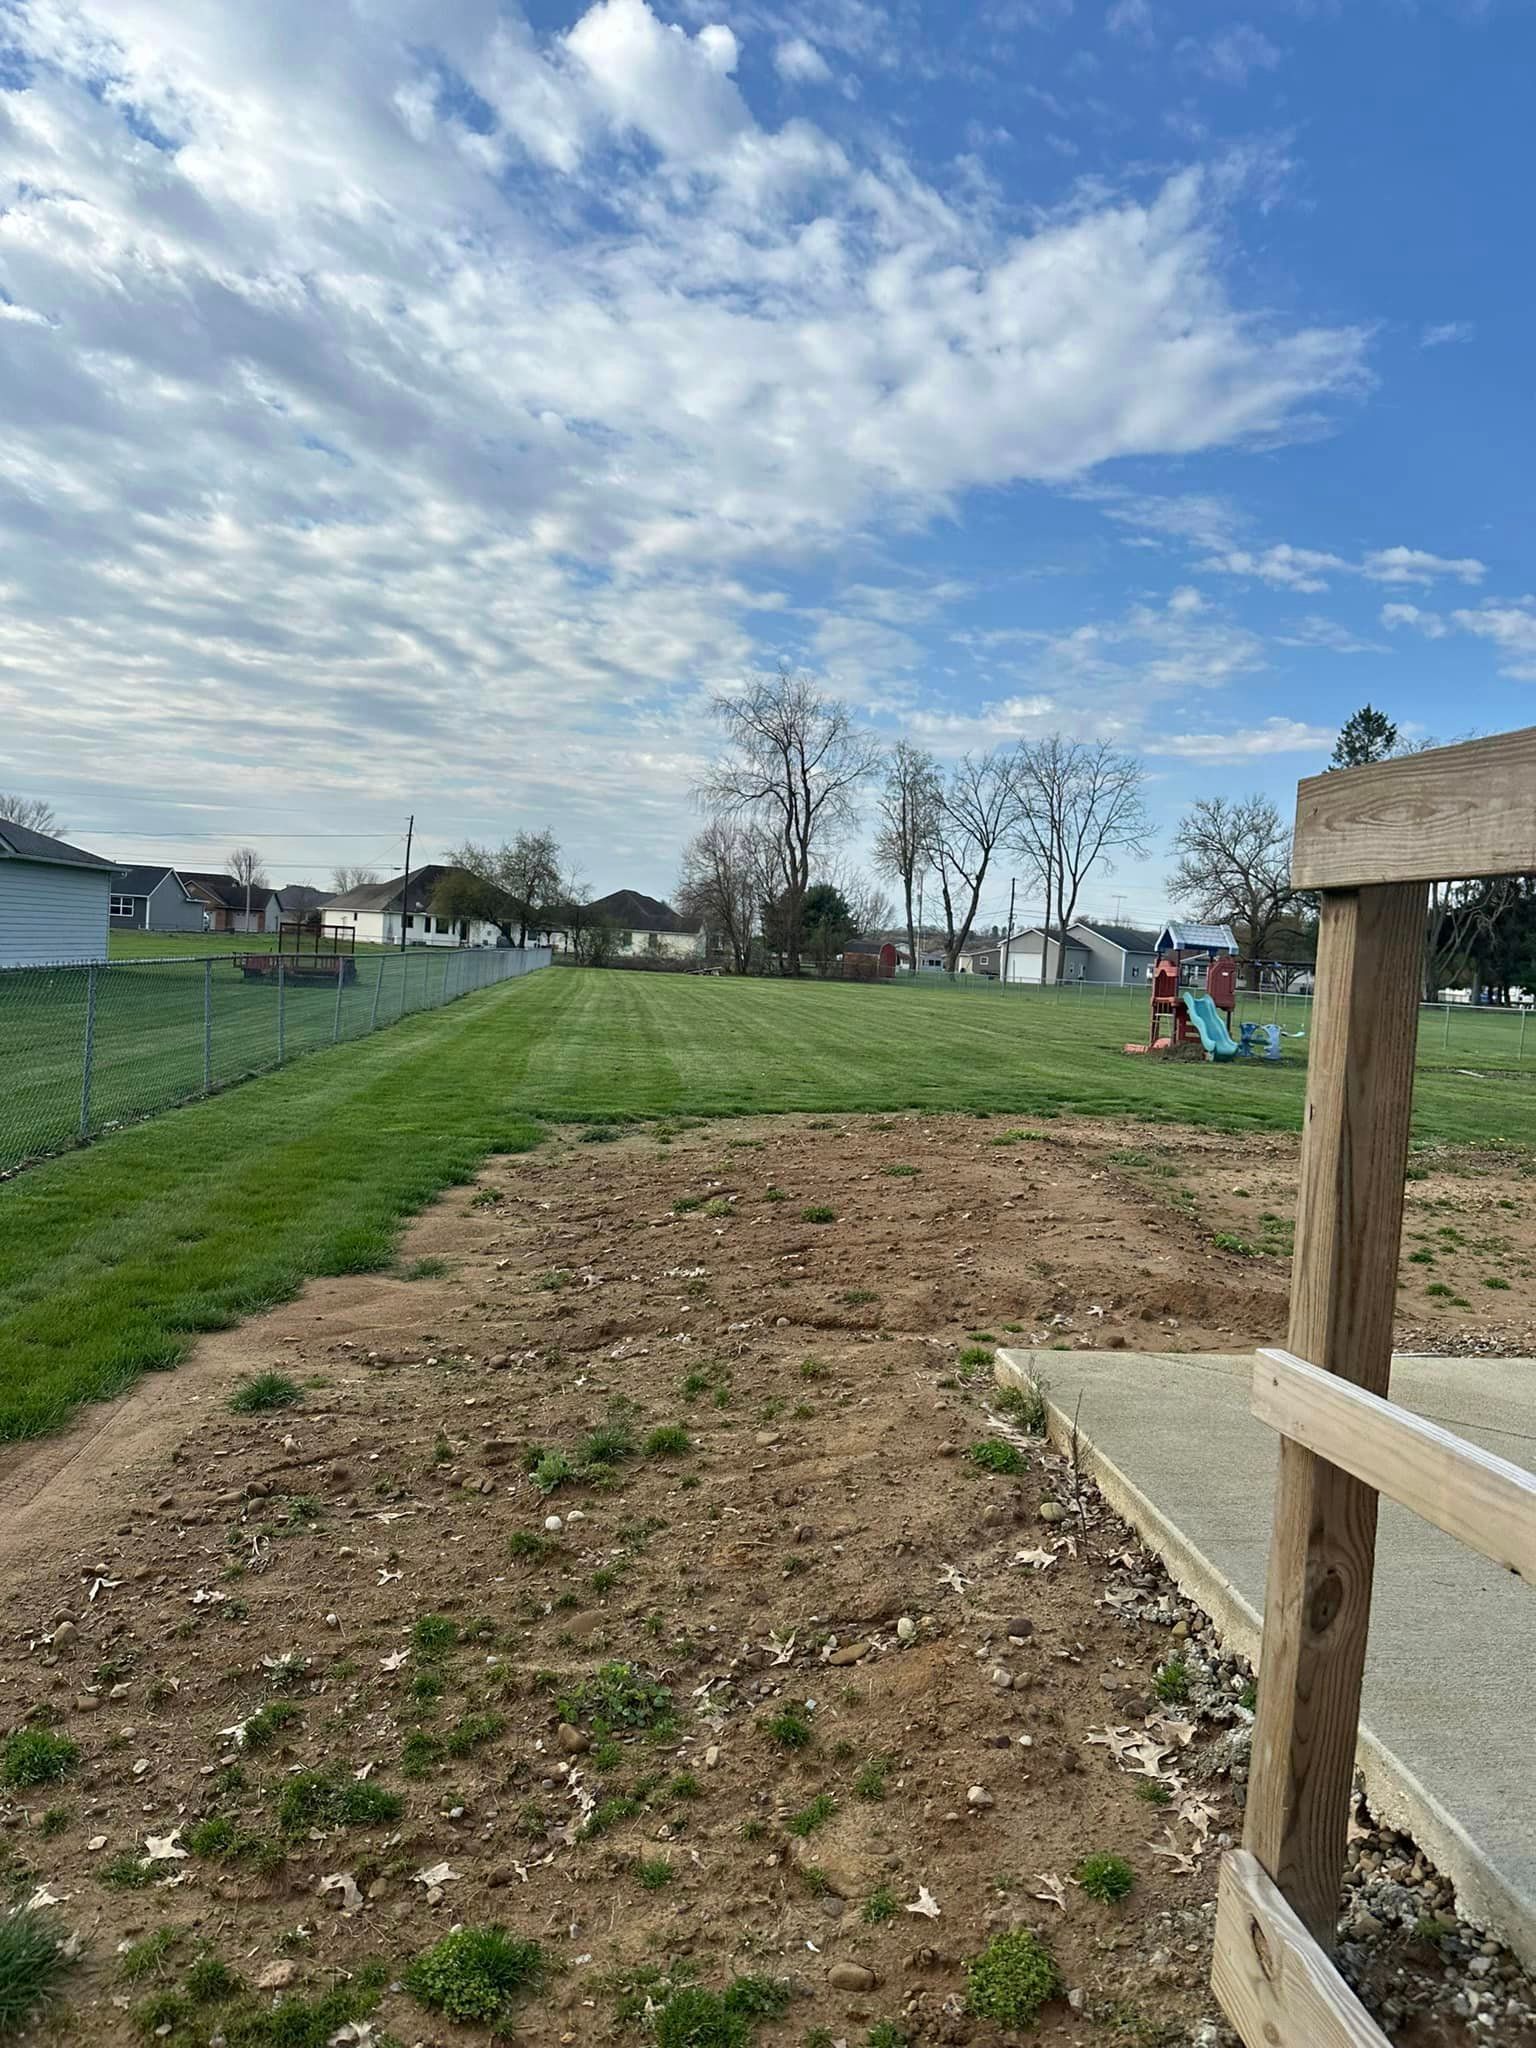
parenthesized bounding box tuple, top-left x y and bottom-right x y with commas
(1180, 991, 1239, 1062)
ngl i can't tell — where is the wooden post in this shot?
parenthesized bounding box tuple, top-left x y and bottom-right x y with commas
(1243, 882, 1427, 1947)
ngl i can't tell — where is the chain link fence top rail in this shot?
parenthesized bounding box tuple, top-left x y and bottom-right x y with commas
(1, 945, 550, 1175)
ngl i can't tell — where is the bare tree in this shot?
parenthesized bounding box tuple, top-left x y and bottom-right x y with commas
(924, 749, 1022, 973)
(701, 669, 881, 977)
(872, 741, 942, 973)
(1011, 739, 1150, 982)
(445, 830, 563, 944)
(676, 820, 766, 974)
(331, 864, 378, 893)
(1169, 794, 1297, 987)
(226, 845, 268, 929)
(0, 794, 63, 835)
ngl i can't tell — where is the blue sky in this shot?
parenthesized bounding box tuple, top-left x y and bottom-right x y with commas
(1, 0, 1531, 927)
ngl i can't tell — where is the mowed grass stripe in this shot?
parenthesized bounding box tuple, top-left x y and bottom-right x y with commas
(1, 967, 1531, 1442)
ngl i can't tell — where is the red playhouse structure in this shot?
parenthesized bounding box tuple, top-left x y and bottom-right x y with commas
(1127, 920, 1241, 1060)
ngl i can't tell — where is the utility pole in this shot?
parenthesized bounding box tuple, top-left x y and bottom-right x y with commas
(1001, 877, 1016, 990)
(399, 813, 414, 953)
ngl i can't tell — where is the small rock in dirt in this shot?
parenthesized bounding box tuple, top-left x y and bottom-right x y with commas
(828, 1963, 878, 1993)
(51, 1622, 77, 1649)
(896, 1616, 917, 1643)
(755, 1429, 782, 1448)
(966, 1785, 995, 1810)
(989, 1667, 1013, 1690)
(1006, 1618, 1033, 1643)
(827, 1641, 871, 1667)
(1038, 1501, 1066, 1524)
(1068, 1987, 1087, 2012)
(705, 1746, 720, 1769)
(544, 1515, 563, 1533)
(257, 1961, 298, 1990)
(556, 1723, 589, 1755)
(74, 1695, 101, 1713)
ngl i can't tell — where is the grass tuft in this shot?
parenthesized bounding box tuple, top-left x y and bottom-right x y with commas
(1075, 1852, 1135, 1903)
(229, 1372, 302, 1414)
(404, 1927, 546, 2029)
(0, 1730, 78, 1789)
(0, 1908, 72, 2032)
(965, 1929, 1060, 2027)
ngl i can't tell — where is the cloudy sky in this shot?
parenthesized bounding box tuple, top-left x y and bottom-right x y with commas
(1, 0, 1530, 924)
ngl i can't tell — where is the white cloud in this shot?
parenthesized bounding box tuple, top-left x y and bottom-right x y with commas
(1420, 320, 1474, 349)
(774, 35, 832, 83)
(1201, 545, 1346, 592)
(1381, 595, 1536, 680)
(1181, 24, 1282, 85)
(1362, 546, 1485, 586)
(1203, 542, 1485, 594)
(1448, 600, 1536, 679)
(1149, 718, 1334, 760)
(1381, 603, 1447, 637)
(1276, 615, 1387, 655)
(0, 0, 1370, 888)
(1106, 0, 1155, 41)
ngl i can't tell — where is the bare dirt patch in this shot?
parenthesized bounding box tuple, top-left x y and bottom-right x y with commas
(2, 1113, 1534, 2046)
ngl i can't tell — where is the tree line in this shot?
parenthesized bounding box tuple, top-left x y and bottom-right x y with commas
(680, 670, 1153, 979)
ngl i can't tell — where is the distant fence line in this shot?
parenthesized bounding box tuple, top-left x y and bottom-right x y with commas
(1, 945, 550, 1176)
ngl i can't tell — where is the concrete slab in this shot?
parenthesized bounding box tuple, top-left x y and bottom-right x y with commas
(996, 1345, 1536, 1965)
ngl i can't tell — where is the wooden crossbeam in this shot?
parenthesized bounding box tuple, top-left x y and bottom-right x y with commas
(1254, 1348, 1536, 1585)
(1291, 725, 1536, 889)
(1214, 1851, 1390, 2048)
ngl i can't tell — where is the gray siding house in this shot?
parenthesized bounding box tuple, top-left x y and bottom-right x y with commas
(109, 866, 207, 934)
(1003, 929, 1090, 983)
(0, 819, 119, 968)
(1068, 921, 1161, 985)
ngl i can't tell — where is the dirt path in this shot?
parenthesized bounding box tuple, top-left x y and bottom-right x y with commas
(2, 1113, 1532, 2045)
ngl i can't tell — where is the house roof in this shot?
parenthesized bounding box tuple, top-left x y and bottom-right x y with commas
(1157, 920, 1239, 954)
(112, 864, 194, 899)
(0, 819, 119, 874)
(588, 889, 700, 935)
(324, 865, 470, 917)
(180, 871, 254, 910)
(1003, 926, 1087, 951)
(275, 884, 329, 915)
(1071, 920, 1161, 953)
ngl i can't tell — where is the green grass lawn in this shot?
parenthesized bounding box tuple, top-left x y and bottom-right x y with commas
(107, 930, 398, 959)
(0, 968, 1530, 1442)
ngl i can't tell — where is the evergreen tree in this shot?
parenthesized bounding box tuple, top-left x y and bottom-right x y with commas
(1329, 704, 1398, 770)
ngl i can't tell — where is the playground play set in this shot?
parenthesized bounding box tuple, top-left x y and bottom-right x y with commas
(1126, 921, 1292, 1062)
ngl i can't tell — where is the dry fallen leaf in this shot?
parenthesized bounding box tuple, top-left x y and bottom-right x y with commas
(905, 1885, 941, 1919)
(1148, 1828, 1198, 1875)
(320, 1872, 364, 1915)
(1031, 1872, 1068, 1911)
(379, 1649, 409, 1672)
(413, 1861, 460, 1888)
(144, 1831, 187, 1862)
(1013, 1548, 1057, 1571)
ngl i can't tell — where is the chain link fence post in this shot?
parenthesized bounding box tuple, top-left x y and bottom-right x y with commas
(79, 962, 98, 1142)
(370, 953, 385, 1031)
(203, 958, 214, 1095)
(277, 959, 286, 1065)
(332, 957, 345, 1044)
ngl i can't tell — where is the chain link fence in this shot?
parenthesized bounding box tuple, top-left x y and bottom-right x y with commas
(2, 945, 550, 1174)
(889, 971, 1536, 1068)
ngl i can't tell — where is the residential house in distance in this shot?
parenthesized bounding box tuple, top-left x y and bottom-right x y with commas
(1002, 919, 1162, 985)
(0, 818, 119, 968)
(180, 871, 269, 934)
(1002, 927, 1090, 984)
(323, 866, 507, 948)
(1069, 920, 1162, 985)
(587, 890, 705, 960)
(108, 865, 207, 934)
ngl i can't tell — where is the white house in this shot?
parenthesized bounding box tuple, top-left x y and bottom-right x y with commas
(0, 819, 119, 968)
(588, 890, 705, 960)
(323, 866, 506, 949)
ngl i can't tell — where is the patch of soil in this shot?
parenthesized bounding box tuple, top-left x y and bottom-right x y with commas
(1, 1113, 1533, 2047)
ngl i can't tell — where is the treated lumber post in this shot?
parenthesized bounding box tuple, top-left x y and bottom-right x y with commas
(1243, 882, 1427, 1948)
